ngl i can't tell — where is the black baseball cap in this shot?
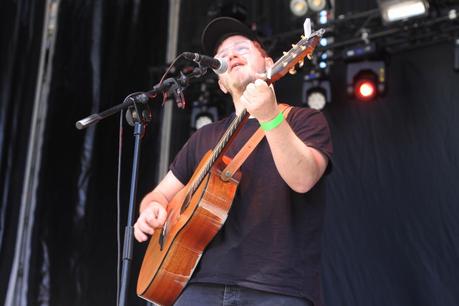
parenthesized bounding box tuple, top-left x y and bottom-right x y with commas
(201, 17, 259, 55)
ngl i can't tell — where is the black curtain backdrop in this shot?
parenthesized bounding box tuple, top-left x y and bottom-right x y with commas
(1, 0, 168, 305)
(1, 0, 459, 306)
(33, 1, 169, 305)
(0, 0, 47, 302)
(321, 43, 459, 306)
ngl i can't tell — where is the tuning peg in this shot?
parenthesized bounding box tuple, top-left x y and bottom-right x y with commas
(289, 68, 297, 75)
(283, 62, 288, 67)
(307, 54, 312, 60)
(300, 45, 306, 51)
(291, 52, 298, 58)
(301, 35, 306, 40)
(283, 51, 288, 56)
(291, 44, 297, 48)
(299, 60, 304, 68)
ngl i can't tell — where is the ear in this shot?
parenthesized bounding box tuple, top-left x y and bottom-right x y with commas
(218, 79, 228, 94)
(264, 57, 274, 69)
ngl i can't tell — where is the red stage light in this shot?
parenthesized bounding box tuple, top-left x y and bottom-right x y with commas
(355, 79, 376, 101)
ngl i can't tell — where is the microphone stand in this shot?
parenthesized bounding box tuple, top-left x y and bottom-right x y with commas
(75, 65, 208, 306)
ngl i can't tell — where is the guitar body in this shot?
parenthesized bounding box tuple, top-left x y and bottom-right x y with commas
(137, 151, 241, 306)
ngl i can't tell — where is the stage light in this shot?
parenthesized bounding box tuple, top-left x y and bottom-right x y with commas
(343, 43, 376, 61)
(378, 0, 429, 23)
(307, 90, 327, 110)
(194, 113, 214, 129)
(290, 0, 308, 17)
(302, 72, 331, 110)
(355, 79, 377, 102)
(191, 103, 218, 130)
(319, 51, 331, 69)
(307, 0, 327, 12)
(347, 61, 386, 102)
(319, 10, 328, 24)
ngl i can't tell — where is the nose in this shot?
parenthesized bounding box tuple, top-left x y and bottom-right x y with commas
(226, 48, 240, 60)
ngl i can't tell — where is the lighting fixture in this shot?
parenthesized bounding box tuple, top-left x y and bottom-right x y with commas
(347, 61, 386, 102)
(290, 0, 308, 17)
(302, 72, 331, 110)
(307, 0, 327, 12)
(378, 0, 429, 23)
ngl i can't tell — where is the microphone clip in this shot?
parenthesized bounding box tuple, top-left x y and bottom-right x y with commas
(125, 93, 153, 127)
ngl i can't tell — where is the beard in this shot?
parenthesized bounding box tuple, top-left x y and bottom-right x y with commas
(226, 69, 257, 93)
(230, 76, 251, 91)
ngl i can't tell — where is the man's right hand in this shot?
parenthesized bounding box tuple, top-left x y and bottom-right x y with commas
(134, 202, 168, 242)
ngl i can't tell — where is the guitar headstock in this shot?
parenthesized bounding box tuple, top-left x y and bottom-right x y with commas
(267, 28, 325, 83)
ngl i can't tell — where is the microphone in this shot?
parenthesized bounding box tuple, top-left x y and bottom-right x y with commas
(183, 52, 228, 74)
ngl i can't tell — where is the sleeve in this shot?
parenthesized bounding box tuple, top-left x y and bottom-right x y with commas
(168, 122, 219, 185)
(169, 131, 201, 185)
(287, 106, 333, 162)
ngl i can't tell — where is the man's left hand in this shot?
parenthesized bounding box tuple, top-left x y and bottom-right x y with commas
(241, 79, 279, 122)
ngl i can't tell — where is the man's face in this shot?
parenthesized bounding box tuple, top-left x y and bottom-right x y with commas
(214, 35, 270, 95)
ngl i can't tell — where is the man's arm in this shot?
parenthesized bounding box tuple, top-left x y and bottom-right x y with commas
(263, 119, 328, 193)
(241, 79, 329, 193)
(134, 170, 185, 242)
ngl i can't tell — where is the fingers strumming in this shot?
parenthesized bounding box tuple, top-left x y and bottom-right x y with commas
(137, 219, 154, 235)
(134, 226, 149, 242)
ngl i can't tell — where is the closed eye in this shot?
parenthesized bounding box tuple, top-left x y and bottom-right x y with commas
(235, 46, 249, 54)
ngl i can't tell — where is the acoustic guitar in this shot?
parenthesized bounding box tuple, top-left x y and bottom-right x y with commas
(137, 27, 325, 306)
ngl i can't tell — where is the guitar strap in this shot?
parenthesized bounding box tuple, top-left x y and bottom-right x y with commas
(220, 103, 293, 181)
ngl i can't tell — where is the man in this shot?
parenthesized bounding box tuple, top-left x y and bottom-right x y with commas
(134, 17, 332, 306)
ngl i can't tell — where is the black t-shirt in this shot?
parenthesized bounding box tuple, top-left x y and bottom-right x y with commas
(170, 106, 333, 306)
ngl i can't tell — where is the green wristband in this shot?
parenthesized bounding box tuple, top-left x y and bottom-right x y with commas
(259, 112, 284, 131)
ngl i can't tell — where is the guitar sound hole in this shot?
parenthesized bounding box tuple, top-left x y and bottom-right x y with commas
(180, 193, 192, 214)
(158, 222, 168, 250)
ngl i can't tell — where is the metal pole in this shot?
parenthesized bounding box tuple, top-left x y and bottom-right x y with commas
(157, 0, 182, 181)
(5, 1, 60, 305)
(119, 122, 144, 306)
